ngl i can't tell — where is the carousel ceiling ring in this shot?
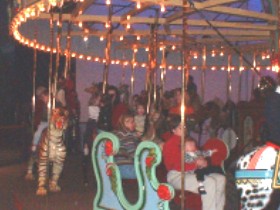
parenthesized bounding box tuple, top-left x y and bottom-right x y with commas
(10, 0, 278, 71)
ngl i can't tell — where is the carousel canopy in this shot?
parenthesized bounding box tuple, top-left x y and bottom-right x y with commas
(10, 0, 278, 70)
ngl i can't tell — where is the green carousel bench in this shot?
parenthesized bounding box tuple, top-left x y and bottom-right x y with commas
(91, 132, 174, 210)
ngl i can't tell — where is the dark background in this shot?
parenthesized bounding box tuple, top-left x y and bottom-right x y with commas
(0, 1, 75, 126)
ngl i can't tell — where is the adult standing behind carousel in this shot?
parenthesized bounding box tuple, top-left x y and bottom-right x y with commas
(261, 75, 280, 146)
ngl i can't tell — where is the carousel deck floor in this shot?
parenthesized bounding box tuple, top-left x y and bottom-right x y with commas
(0, 151, 241, 210)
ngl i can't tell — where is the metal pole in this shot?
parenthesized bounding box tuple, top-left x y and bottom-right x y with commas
(251, 52, 256, 100)
(160, 47, 166, 99)
(227, 54, 232, 100)
(64, 21, 72, 78)
(102, 3, 113, 94)
(238, 54, 243, 101)
(201, 45, 206, 103)
(31, 23, 38, 135)
(181, 1, 189, 209)
(53, 10, 63, 108)
(130, 49, 136, 105)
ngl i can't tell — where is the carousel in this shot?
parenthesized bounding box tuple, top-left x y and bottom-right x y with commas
(9, 0, 280, 209)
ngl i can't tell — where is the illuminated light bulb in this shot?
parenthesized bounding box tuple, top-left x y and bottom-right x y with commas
(30, 42, 34, 47)
(103, 59, 106, 63)
(221, 67, 225, 71)
(120, 36, 123, 41)
(136, 1, 141, 9)
(100, 36, 104, 41)
(178, 66, 182, 70)
(137, 35, 140, 40)
(53, 49, 57, 53)
(83, 36, 88, 42)
(220, 51, 224, 56)
(145, 47, 149, 52)
(172, 45, 176, 50)
(160, 4, 165, 12)
(31, 10, 36, 16)
(79, 55, 84, 59)
(266, 66, 271, 70)
(106, 0, 111, 5)
(193, 53, 198, 59)
(240, 66, 244, 71)
(168, 66, 172, 70)
(126, 24, 131, 29)
(141, 63, 146, 67)
(124, 61, 128, 65)
(127, 15, 131, 20)
(266, 55, 270, 59)
(78, 22, 83, 27)
(71, 53, 76, 57)
(105, 22, 110, 28)
(160, 46, 163, 51)
(111, 60, 115, 64)
(46, 47, 50, 51)
(95, 57, 99, 62)
(133, 48, 138, 53)
(192, 66, 197, 70)
(211, 51, 216, 57)
(231, 67, 235, 70)
(211, 66, 216, 71)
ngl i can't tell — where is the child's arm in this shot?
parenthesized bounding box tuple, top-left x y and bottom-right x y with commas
(199, 149, 217, 157)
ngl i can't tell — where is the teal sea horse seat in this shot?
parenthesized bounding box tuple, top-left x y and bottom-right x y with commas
(92, 132, 175, 210)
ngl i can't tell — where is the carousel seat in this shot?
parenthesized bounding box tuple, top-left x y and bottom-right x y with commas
(92, 132, 174, 210)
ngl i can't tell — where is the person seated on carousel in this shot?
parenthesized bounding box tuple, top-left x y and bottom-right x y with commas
(162, 114, 226, 210)
(113, 112, 140, 179)
(184, 137, 224, 195)
(107, 85, 129, 130)
(169, 88, 195, 116)
(134, 102, 146, 137)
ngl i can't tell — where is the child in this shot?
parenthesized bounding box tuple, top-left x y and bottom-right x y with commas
(113, 113, 140, 179)
(184, 137, 223, 194)
(84, 92, 101, 148)
(134, 103, 146, 137)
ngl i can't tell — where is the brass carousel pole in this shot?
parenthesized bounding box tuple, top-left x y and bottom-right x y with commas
(102, 2, 112, 94)
(48, 8, 54, 115)
(181, 0, 189, 209)
(201, 45, 206, 103)
(31, 23, 38, 135)
(146, 12, 159, 114)
(53, 9, 63, 108)
(130, 48, 136, 105)
(238, 54, 243, 101)
(251, 52, 256, 100)
(160, 47, 166, 99)
(121, 51, 126, 85)
(64, 21, 72, 78)
(227, 54, 232, 100)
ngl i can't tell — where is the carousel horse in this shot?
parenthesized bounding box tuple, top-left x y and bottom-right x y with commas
(235, 142, 280, 210)
(91, 132, 174, 210)
(36, 108, 69, 196)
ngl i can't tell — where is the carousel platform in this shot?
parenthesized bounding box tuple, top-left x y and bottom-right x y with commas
(0, 153, 240, 210)
(0, 126, 240, 210)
